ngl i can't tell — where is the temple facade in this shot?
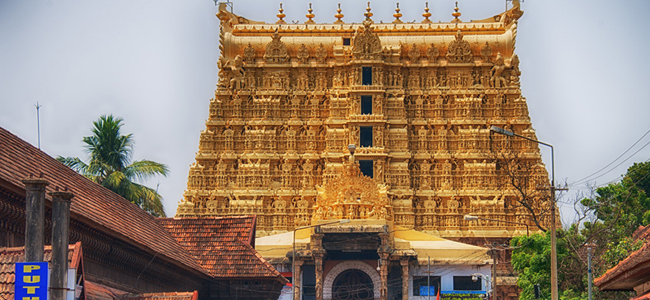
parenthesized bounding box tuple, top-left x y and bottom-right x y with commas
(177, 2, 555, 299)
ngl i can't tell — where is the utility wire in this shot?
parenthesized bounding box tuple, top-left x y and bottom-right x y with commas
(571, 127, 650, 186)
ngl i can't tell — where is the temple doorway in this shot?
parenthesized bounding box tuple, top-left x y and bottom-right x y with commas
(332, 269, 374, 300)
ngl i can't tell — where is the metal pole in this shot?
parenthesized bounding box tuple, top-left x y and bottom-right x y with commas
(35, 102, 42, 149)
(587, 248, 593, 300)
(428, 256, 431, 300)
(492, 247, 497, 300)
(550, 145, 558, 300)
(293, 229, 296, 300)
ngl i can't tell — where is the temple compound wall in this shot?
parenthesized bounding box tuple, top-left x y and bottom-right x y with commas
(178, 2, 557, 300)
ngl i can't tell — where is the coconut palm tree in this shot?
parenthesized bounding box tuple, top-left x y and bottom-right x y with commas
(57, 115, 169, 217)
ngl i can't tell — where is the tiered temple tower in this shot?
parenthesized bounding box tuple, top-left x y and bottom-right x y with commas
(177, 1, 554, 241)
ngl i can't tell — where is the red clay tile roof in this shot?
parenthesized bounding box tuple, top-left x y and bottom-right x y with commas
(0, 242, 83, 300)
(594, 241, 650, 290)
(158, 216, 286, 283)
(85, 281, 129, 300)
(119, 291, 198, 300)
(0, 127, 208, 277)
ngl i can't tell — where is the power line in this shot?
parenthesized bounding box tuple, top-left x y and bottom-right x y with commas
(570, 127, 650, 186)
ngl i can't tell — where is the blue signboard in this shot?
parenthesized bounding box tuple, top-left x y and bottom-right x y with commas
(420, 286, 435, 296)
(15, 262, 49, 300)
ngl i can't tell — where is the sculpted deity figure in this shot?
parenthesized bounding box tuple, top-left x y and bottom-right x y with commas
(490, 53, 507, 88)
(228, 55, 245, 90)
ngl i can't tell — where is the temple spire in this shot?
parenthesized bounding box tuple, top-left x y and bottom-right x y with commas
(276, 3, 286, 24)
(334, 3, 344, 24)
(305, 3, 315, 24)
(364, 2, 373, 22)
(452, 1, 462, 23)
(392, 3, 403, 24)
(422, 2, 432, 23)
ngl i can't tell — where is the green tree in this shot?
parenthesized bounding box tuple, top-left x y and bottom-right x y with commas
(511, 162, 650, 300)
(57, 115, 169, 217)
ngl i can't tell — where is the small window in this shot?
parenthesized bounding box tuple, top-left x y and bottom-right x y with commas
(359, 160, 373, 178)
(413, 276, 441, 296)
(361, 95, 372, 115)
(343, 38, 351, 46)
(360, 126, 373, 147)
(453, 276, 482, 291)
(362, 67, 372, 85)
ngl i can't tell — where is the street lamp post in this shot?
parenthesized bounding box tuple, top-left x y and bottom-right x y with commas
(470, 273, 492, 299)
(292, 219, 351, 300)
(490, 125, 558, 300)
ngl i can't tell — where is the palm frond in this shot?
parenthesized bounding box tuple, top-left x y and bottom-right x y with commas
(56, 156, 89, 174)
(130, 182, 167, 217)
(123, 160, 169, 182)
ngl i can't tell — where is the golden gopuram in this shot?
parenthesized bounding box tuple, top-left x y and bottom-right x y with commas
(177, 2, 557, 299)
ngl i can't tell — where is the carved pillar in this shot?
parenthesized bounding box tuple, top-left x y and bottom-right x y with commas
(312, 232, 325, 300)
(378, 231, 390, 300)
(294, 260, 304, 300)
(400, 257, 410, 300)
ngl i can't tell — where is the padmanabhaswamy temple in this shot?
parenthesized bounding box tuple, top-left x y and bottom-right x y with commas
(176, 1, 558, 300)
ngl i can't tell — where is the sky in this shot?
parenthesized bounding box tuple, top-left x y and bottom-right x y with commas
(1, 0, 650, 223)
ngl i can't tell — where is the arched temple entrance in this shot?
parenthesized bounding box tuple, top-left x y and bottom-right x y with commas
(332, 269, 374, 300)
(324, 261, 381, 300)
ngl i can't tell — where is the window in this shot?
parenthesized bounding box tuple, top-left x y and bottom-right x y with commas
(453, 276, 482, 291)
(343, 38, 351, 46)
(360, 126, 373, 147)
(413, 276, 441, 296)
(359, 160, 373, 178)
(362, 67, 372, 85)
(361, 95, 372, 115)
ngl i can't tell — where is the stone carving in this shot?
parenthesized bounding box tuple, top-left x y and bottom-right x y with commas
(408, 44, 421, 62)
(446, 30, 473, 63)
(426, 43, 439, 62)
(296, 44, 310, 64)
(243, 43, 256, 63)
(183, 4, 554, 242)
(264, 30, 290, 64)
(352, 21, 382, 60)
(315, 43, 328, 63)
(490, 53, 507, 88)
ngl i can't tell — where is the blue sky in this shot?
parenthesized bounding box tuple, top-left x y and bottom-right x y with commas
(2, 0, 650, 223)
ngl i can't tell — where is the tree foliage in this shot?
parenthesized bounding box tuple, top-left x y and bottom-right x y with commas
(511, 161, 650, 299)
(57, 115, 169, 217)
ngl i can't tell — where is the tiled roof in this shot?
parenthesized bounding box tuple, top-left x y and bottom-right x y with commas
(0, 242, 82, 300)
(159, 216, 287, 283)
(85, 281, 128, 300)
(119, 291, 198, 300)
(594, 241, 650, 290)
(0, 127, 208, 276)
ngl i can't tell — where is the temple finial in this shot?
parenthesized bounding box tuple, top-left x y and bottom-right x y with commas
(364, 2, 373, 21)
(392, 3, 403, 24)
(452, 1, 461, 23)
(334, 3, 344, 24)
(276, 3, 286, 24)
(305, 3, 315, 24)
(422, 2, 432, 23)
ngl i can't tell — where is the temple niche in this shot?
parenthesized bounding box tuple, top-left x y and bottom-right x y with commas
(179, 1, 550, 243)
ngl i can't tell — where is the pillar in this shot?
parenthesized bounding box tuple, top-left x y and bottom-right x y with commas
(378, 231, 390, 300)
(21, 177, 49, 262)
(312, 232, 325, 300)
(294, 260, 304, 300)
(400, 258, 410, 300)
(50, 191, 74, 300)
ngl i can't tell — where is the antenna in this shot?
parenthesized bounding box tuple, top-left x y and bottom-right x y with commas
(35, 102, 42, 149)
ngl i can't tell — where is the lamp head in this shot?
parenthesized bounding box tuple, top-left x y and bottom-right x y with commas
(464, 215, 479, 221)
(348, 144, 356, 155)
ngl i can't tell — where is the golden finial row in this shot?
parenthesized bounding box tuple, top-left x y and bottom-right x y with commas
(275, 2, 464, 24)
